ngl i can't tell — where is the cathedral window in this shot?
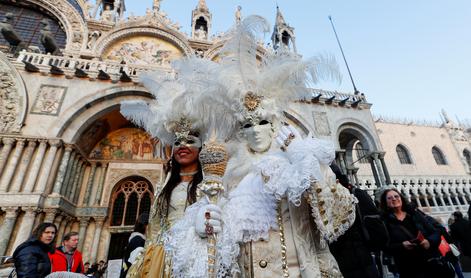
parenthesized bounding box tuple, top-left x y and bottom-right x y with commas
(396, 144, 412, 164)
(110, 178, 153, 227)
(432, 146, 447, 165)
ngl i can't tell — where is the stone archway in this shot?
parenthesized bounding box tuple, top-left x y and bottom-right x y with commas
(337, 122, 389, 187)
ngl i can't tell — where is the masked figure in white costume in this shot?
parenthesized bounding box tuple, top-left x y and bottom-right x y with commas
(120, 73, 208, 277)
(162, 16, 357, 278)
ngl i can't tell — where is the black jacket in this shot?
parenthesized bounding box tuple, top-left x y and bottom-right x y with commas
(450, 217, 471, 257)
(13, 238, 53, 278)
(329, 188, 380, 278)
(382, 208, 441, 278)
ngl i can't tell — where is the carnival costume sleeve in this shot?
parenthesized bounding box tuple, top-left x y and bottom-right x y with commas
(258, 136, 357, 243)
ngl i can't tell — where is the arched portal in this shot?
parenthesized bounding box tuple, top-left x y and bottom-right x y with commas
(107, 176, 153, 260)
(337, 122, 389, 187)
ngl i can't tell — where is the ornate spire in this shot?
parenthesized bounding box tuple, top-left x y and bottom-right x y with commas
(271, 5, 297, 53)
(198, 0, 208, 11)
(153, 0, 161, 12)
(191, 0, 212, 40)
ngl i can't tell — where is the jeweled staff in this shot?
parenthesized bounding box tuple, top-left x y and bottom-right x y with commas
(198, 140, 228, 278)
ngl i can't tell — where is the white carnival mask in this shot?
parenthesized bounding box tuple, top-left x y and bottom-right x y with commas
(242, 119, 274, 153)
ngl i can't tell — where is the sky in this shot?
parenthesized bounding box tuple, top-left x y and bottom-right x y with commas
(123, 0, 471, 123)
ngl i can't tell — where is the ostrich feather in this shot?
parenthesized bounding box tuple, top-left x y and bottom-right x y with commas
(218, 15, 270, 96)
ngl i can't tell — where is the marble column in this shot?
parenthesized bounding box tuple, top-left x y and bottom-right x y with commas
(90, 218, 105, 263)
(0, 138, 15, 176)
(64, 219, 74, 235)
(23, 140, 48, 193)
(73, 162, 86, 204)
(0, 208, 18, 256)
(35, 140, 61, 193)
(368, 156, 381, 187)
(10, 140, 37, 192)
(78, 217, 89, 251)
(70, 160, 85, 202)
(0, 139, 26, 192)
(52, 145, 73, 195)
(11, 208, 37, 251)
(56, 216, 69, 245)
(338, 151, 348, 175)
(94, 163, 108, 206)
(372, 152, 387, 186)
(351, 167, 359, 186)
(53, 214, 64, 231)
(61, 151, 77, 196)
(378, 152, 391, 185)
(83, 162, 97, 206)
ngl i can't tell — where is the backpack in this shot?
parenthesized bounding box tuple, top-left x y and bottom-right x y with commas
(353, 188, 389, 251)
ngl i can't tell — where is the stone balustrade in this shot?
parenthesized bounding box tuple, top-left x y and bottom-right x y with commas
(15, 51, 175, 81)
(357, 175, 471, 214)
(310, 88, 367, 102)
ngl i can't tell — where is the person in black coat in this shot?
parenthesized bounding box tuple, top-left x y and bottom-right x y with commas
(13, 222, 57, 278)
(450, 210, 471, 272)
(120, 213, 149, 278)
(450, 211, 471, 257)
(379, 189, 441, 278)
(328, 164, 381, 278)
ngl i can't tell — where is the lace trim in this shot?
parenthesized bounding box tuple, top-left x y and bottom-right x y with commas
(165, 199, 242, 277)
(257, 137, 335, 206)
(224, 172, 278, 243)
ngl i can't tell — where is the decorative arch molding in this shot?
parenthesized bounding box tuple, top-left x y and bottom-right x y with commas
(49, 85, 152, 141)
(283, 110, 311, 136)
(395, 143, 414, 164)
(25, 0, 87, 53)
(94, 26, 193, 57)
(102, 170, 161, 208)
(335, 118, 380, 151)
(0, 52, 28, 133)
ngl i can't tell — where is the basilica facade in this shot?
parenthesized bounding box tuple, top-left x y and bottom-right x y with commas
(0, 0, 470, 265)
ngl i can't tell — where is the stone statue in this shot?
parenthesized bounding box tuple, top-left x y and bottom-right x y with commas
(235, 5, 242, 24)
(39, 19, 59, 55)
(194, 26, 207, 40)
(198, 0, 207, 10)
(153, 0, 161, 12)
(87, 30, 101, 50)
(100, 5, 114, 23)
(0, 13, 26, 54)
(83, 0, 94, 18)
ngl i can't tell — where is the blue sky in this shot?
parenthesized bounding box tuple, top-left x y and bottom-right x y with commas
(124, 1, 470, 122)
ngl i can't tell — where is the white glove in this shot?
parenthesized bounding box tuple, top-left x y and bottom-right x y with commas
(275, 125, 304, 162)
(195, 204, 222, 238)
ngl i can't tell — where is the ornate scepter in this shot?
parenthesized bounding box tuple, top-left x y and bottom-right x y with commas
(198, 140, 228, 278)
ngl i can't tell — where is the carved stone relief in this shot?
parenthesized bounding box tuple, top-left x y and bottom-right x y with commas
(0, 53, 26, 133)
(313, 111, 331, 136)
(30, 85, 67, 115)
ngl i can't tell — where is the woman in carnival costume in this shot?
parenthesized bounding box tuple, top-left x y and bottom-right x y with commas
(120, 72, 207, 277)
(161, 15, 357, 277)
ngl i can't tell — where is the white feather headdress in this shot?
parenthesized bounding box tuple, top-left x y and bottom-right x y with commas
(121, 15, 341, 144)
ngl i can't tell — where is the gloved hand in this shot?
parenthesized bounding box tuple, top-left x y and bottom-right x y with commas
(275, 125, 304, 162)
(195, 204, 222, 238)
